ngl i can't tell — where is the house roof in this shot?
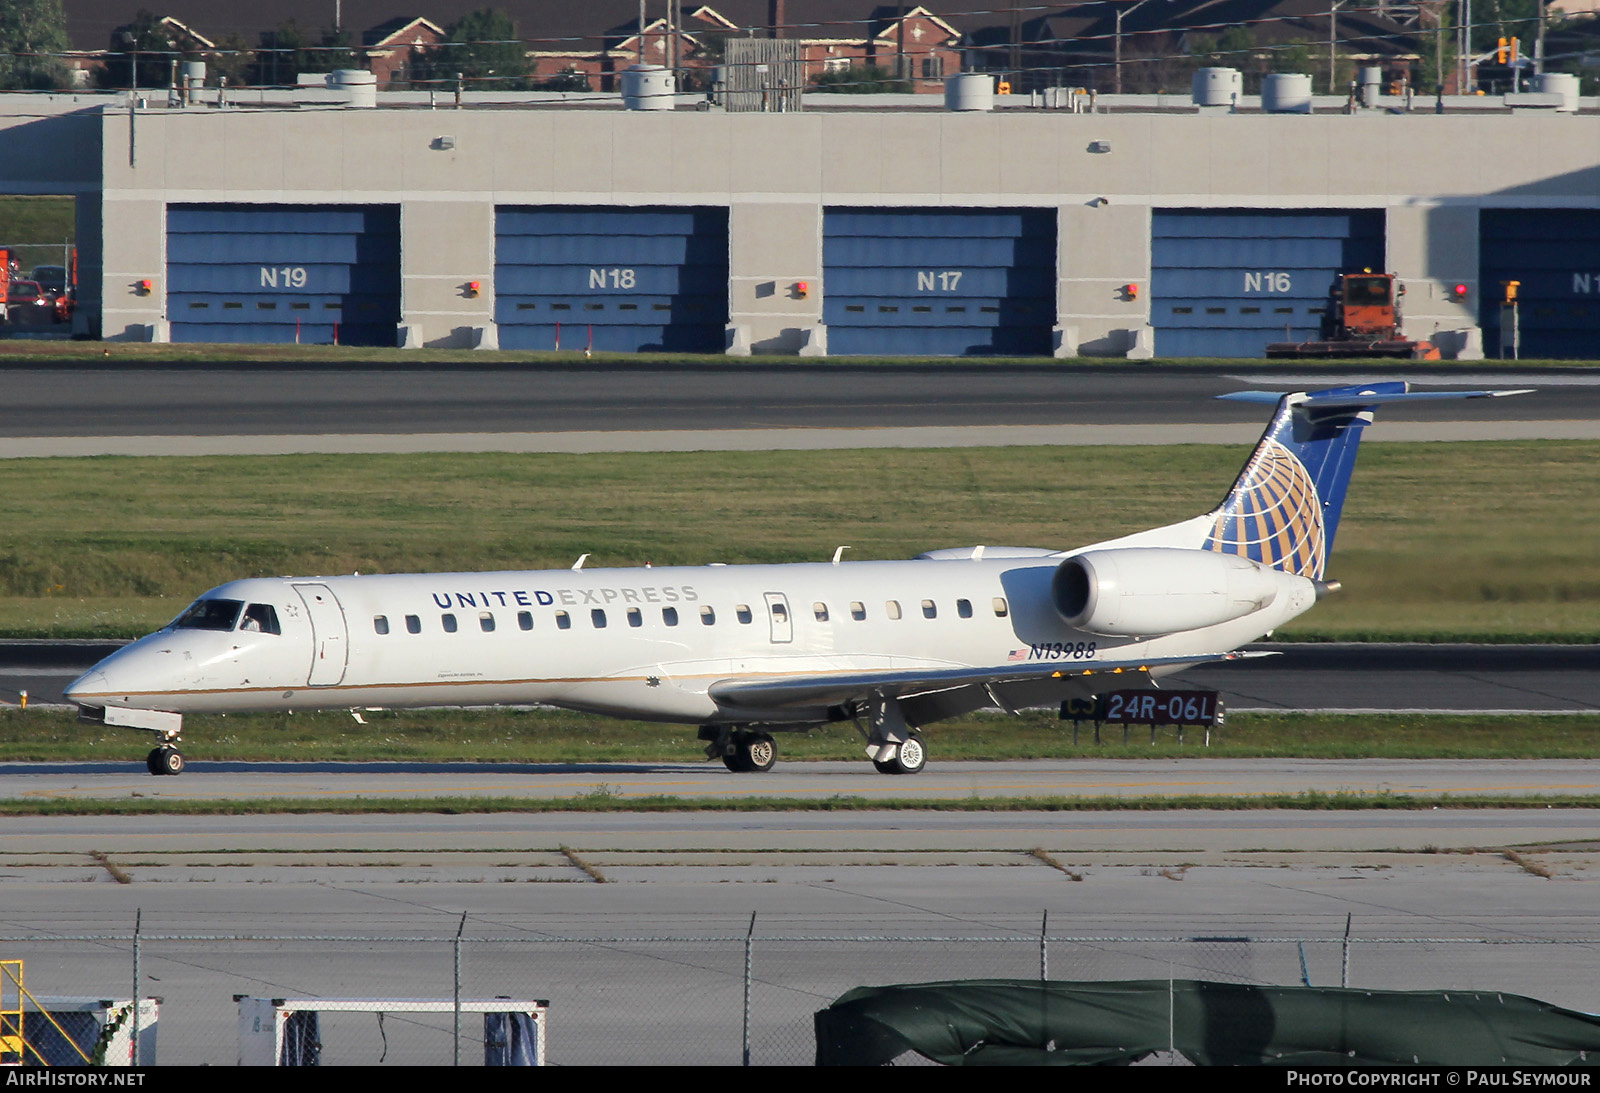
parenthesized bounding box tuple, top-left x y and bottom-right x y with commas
(362, 16, 446, 48)
(60, 1, 1426, 61)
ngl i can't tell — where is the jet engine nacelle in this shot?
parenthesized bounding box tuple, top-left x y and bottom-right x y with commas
(1051, 548, 1286, 637)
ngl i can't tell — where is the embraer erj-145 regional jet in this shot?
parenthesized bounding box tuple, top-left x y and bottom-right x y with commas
(67, 381, 1527, 777)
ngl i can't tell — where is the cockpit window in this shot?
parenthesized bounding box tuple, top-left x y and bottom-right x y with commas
(239, 603, 281, 635)
(173, 598, 243, 631)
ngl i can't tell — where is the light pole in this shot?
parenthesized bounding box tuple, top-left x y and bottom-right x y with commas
(1114, 0, 1158, 95)
(1329, 0, 1347, 95)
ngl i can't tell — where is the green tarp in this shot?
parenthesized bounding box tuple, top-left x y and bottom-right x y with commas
(814, 979, 1600, 1066)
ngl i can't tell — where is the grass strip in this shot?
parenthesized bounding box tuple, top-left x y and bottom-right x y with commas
(3, 709, 1595, 763)
(4, 337, 1600, 368)
(1, 792, 1598, 817)
(0, 440, 1592, 641)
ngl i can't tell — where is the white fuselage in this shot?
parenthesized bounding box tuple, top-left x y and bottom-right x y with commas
(66, 551, 1319, 725)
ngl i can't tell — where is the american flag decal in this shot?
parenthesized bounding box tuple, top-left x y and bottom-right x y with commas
(1203, 438, 1326, 579)
(1007, 648, 1027, 662)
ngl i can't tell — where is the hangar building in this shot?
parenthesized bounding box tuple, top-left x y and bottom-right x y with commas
(4, 79, 1599, 359)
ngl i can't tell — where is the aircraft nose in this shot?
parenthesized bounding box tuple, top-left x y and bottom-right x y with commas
(63, 668, 109, 704)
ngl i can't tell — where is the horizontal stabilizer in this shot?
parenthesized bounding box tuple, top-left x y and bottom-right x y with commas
(1218, 388, 1533, 409)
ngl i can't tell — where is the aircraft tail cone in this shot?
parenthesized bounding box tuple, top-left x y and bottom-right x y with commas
(1313, 579, 1342, 600)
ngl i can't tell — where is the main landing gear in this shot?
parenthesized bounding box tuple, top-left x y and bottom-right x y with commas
(861, 692, 927, 775)
(146, 744, 185, 776)
(869, 734, 927, 776)
(701, 726, 778, 773)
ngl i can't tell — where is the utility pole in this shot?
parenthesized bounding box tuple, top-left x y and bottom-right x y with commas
(1329, 1, 1347, 96)
(1536, 0, 1546, 74)
(1115, 0, 1155, 96)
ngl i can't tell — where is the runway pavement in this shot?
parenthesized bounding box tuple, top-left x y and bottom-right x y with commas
(4, 757, 1599, 808)
(0, 363, 1594, 456)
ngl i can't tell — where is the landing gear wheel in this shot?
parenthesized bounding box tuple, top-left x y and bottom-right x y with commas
(147, 746, 185, 776)
(893, 735, 926, 775)
(743, 733, 776, 773)
(871, 736, 927, 775)
(722, 732, 776, 773)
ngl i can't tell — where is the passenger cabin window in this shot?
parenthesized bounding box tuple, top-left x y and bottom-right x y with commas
(735, 605, 752, 624)
(517, 611, 533, 631)
(957, 599, 973, 619)
(851, 601, 866, 621)
(174, 598, 243, 631)
(373, 615, 390, 635)
(813, 602, 829, 622)
(663, 607, 679, 626)
(627, 607, 642, 628)
(406, 614, 421, 634)
(442, 613, 458, 633)
(993, 597, 1009, 618)
(479, 611, 495, 632)
(886, 600, 902, 620)
(701, 605, 716, 625)
(591, 608, 607, 628)
(921, 600, 936, 619)
(556, 611, 571, 630)
(240, 603, 281, 635)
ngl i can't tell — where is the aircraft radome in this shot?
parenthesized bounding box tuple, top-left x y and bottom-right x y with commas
(66, 381, 1529, 777)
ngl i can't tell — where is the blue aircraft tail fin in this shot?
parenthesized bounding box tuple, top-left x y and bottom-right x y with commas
(1202, 382, 1530, 579)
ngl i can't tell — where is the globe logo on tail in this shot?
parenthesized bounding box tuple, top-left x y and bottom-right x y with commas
(1203, 438, 1326, 578)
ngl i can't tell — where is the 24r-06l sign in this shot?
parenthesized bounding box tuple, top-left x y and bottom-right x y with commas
(1102, 689, 1222, 726)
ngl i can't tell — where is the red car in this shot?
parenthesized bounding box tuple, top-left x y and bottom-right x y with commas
(4, 279, 56, 325)
(28, 265, 73, 322)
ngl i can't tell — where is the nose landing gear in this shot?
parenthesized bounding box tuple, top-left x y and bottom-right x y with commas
(146, 745, 186, 776)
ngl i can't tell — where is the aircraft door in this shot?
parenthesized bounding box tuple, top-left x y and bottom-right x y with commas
(764, 593, 793, 644)
(293, 582, 349, 686)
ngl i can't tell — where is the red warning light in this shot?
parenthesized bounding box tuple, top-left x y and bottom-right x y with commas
(466, 280, 481, 298)
(1451, 283, 1468, 299)
(795, 281, 809, 299)
(136, 279, 152, 295)
(1123, 282, 1139, 300)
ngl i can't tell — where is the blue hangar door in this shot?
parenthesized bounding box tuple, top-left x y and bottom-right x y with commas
(167, 204, 400, 346)
(494, 207, 729, 352)
(822, 208, 1056, 356)
(1481, 209, 1600, 358)
(1151, 209, 1385, 357)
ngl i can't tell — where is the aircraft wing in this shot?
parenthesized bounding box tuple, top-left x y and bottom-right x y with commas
(707, 651, 1262, 711)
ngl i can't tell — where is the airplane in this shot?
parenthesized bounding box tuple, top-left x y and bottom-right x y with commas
(65, 380, 1529, 778)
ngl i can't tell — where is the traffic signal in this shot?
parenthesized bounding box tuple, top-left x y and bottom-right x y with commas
(1510, 38, 1519, 64)
(1497, 38, 1508, 64)
(1502, 280, 1520, 304)
(997, 80, 1011, 95)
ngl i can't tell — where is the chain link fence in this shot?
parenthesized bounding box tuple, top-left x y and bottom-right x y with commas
(5, 928, 1599, 1065)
